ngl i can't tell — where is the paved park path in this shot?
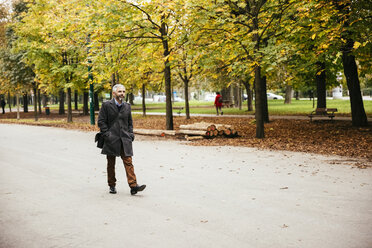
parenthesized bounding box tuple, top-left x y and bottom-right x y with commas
(0, 124, 371, 248)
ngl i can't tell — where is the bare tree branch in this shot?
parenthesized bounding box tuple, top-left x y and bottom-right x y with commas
(119, 0, 161, 29)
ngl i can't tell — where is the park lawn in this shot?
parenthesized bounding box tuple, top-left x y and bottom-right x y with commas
(266, 99, 369, 115)
(45, 99, 372, 116)
(134, 99, 372, 116)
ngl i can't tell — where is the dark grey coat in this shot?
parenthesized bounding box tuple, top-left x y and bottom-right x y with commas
(98, 99, 134, 157)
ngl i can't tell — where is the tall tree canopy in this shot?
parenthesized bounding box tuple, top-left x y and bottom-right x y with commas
(1, 0, 369, 129)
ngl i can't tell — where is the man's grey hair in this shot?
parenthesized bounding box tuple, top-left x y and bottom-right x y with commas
(112, 84, 125, 93)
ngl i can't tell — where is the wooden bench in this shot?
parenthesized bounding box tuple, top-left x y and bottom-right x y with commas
(308, 108, 338, 121)
(173, 106, 184, 116)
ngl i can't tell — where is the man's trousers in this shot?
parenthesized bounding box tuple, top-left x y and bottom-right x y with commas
(106, 145, 137, 188)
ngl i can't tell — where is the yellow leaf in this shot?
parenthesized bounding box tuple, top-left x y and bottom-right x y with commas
(237, 2, 247, 8)
(311, 34, 316, 40)
(353, 41, 361, 49)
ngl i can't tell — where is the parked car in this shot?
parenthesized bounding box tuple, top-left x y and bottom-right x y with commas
(153, 95, 166, 102)
(173, 96, 184, 102)
(267, 93, 283, 100)
(204, 94, 216, 102)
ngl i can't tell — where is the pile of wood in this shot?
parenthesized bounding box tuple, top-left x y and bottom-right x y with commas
(133, 122, 238, 141)
(179, 122, 239, 141)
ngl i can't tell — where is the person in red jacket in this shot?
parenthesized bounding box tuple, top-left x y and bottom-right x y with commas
(214, 92, 223, 115)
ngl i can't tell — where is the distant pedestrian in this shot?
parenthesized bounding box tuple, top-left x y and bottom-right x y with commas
(98, 84, 146, 195)
(214, 92, 223, 115)
(1, 98, 6, 114)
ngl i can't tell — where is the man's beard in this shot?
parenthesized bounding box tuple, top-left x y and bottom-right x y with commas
(115, 95, 124, 101)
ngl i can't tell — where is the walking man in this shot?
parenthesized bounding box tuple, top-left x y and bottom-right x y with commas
(98, 84, 146, 195)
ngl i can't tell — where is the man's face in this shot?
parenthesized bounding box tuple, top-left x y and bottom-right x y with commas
(114, 87, 125, 100)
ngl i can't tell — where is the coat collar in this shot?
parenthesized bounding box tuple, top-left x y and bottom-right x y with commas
(109, 98, 127, 113)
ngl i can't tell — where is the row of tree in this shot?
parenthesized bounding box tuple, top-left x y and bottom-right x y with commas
(0, 0, 370, 137)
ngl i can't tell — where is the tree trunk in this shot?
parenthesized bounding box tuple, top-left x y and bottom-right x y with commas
(42, 94, 47, 107)
(161, 18, 173, 130)
(316, 61, 327, 109)
(23, 93, 28, 113)
(252, 13, 265, 138)
(74, 90, 78, 110)
(116, 72, 119, 85)
(295, 91, 299, 100)
(284, 85, 292, 104)
(238, 83, 242, 110)
(111, 73, 116, 89)
(184, 78, 190, 119)
(164, 59, 173, 130)
(33, 85, 38, 121)
(248, 85, 253, 111)
(16, 93, 20, 120)
(342, 39, 368, 126)
(83, 91, 89, 115)
(233, 84, 239, 107)
(254, 66, 264, 138)
(94, 92, 99, 111)
(221, 87, 230, 103)
(243, 80, 253, 111)
(110, 72, 118, 100)
(59, 89, 65, 115)
(332, 0, 368, 126)
(142, 83, 146, 117)
(67, 87, 72, 123)
(7, 91, 11, 112)
(262, 76, 269, 123)
(127, 93, 134, 105)
(37, 89, 41, 114)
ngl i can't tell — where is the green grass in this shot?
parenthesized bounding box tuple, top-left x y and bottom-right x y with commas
(133, 99, 372, 116)
(45, 99, 372, 116)
(266, 99, 363, 115)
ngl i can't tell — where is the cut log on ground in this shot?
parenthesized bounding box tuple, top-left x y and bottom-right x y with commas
(185, 135, 204, 141)
(180, 122, 232, 131)
(178, 122, 236, 139)
(179, 122, 214, 130)
(177, 129, 209, 136)
(231, 130, 238, 136)
(133, 126, 238, 139)
(134, 129, 176, 136)
(208, 124, 217, 131)
(223, 128, 232, 136)
(223, 128, 239, 138)
(214, 124, 232, 130)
